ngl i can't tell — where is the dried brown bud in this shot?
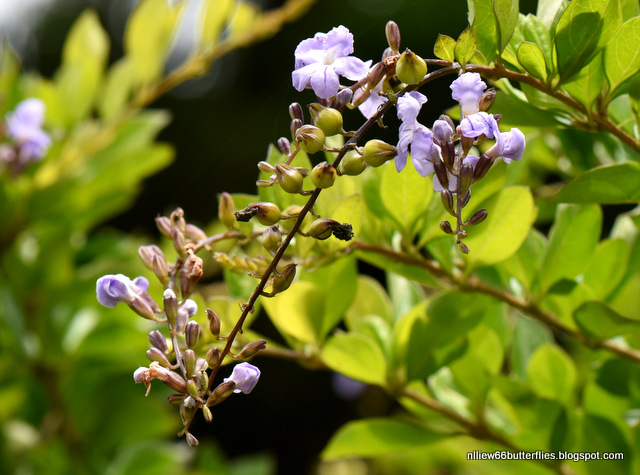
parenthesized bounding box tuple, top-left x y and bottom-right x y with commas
(181, 253, 203, 300)
(479, 88, 496, 112)
(206, 308, 221, 339)
(149, 330, 168, 353)
(385, 21, 401, 52)
(170, 208, 186, 233)
(171, 226, 187, 257)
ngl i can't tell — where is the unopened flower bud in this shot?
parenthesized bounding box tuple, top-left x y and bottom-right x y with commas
(218, 192, 237, 230)
(149, 330, 168, 353)
(331, 88, 353, 111)
(261, 225, 282, 254)
(362, 139, 397, 167)
(295, 124, 325, 154)
(460, 189, 471, 208)
(309, 104, 343, 137)
(206, 347, 221, 367)
(275, 164, 307, 194)
(237, 339, 267, 360)
(195, 357, 208, 373)
(185, 321, 200, 348)
(306, 218, 337, 240)
(168, 394, 186, 405)
(441, 190, 455, 216)
(440, 220, 455, 234)
(385, 21, 401, 52)
(202, 405, 213, 422)
(196, 369, 209, 393)
(171, 227, 187, 257)
(271, 263, 297, 295)
(155, 216, 173, 237)
(277, 137, 291, 155)
(258, 161, 275, 173)
(147, 347, 172, 367)
(340, 149, 367, 176)
(187, 379, 199, 399)
(464, 208, 488, 226)
(473, 154, 495, 181)
(184, 349, 197, 378)
(458, 241, 470, 254)
(311, 161, 337, 189)
(460, 162, 474, 196)
(186, 432, 199, 447)
(434, 159, 449, 191)
(164, 289, 178, 326)
(289, 102, 304, 121)
(170, 208, 186, 233)
(185, 224, 207, 243)
(367, 61, 387, 89)
(290, 118, 303, 140)
(479, 87, 496, 112)
(396, 50, 427, 85)
(181, 253, 203, 300)
(209, 381, 236, 406)
(442, 142, 455, 172)
(206, 308, 221, 339)
(180, 397, 197, 423)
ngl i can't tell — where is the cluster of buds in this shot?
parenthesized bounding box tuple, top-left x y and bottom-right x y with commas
(97, 208, 267, 446)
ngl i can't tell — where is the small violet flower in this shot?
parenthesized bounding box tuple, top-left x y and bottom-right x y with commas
(5, 98, 51, 162)
(450, 72, 486, 117)
(96, 274, 159, 320)
(460, 112, 526, 163)
(224, 362, 261, 394)
(395, 91, 439, 177)
(292, 25, 371, 99)
(459, 111, 501, 140)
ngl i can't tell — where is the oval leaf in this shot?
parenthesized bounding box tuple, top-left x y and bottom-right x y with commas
(434, 34, 456, 62)
(517, 41, 548, 80)
(322, 333, 387, 386)
(455, 27, 478, 67)
(526, 344, 577, 404)
(554, 162, 640, 204)
(604, 16, 640, 99)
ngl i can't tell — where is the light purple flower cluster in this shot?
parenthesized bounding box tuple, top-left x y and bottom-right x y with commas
(292, 25, 370, 99)
(5, 98, 51, 163)
(395, 91, 437, 177)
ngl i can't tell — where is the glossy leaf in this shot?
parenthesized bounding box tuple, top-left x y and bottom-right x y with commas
(536, 0, 568, 28)
(517, 41, 548, 80)
(573, 301, 640, 344)
(454, 27, 478, 67)
(380, 157, 432, 235)
(433, 34, 456, 62)
(468, 0, 498, 63)
(561, 52, 605, 112)
(322, 333, 387, 386)
(493, 0, 520, 53)
(322, 418, 440, 460)
(526, 344, 576, 404)
(463, 186, 536, 272)
(345, 276, 393, 329)
(554, 162, 640, 204)
(554, 0, 622, 82)
(534, 204, 602, 297)
(604, 17, 640, 99)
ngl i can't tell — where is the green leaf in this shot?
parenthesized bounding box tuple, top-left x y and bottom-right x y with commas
(511, 316, 553, 380)
(498, 228, 547, 293)
(572, 413, 632, 474)
(536, 0, 568, 28)
(124, 0, 184, 85)
(534, 204, 602, 296)
(433, 34, 456, 62)
(262, 281, 322, 344)
(200, 0, 235, 47)
(322, 418, 440, 460)
(380, 161, 432, 236)
(573, 301, 640, 344)
(463, 186, 536, 272)
(517, 41, 548, 80)
(98, 59, 134, 119)
(469, 0, 499, 63)
(345, 276, 393, 329)
(55, 10, 109, 123)
(561, 52, 605, 113)
(301, 257, 357, 337)
(493, 0, 520, 53)
(454, 27, 478, 67)
(523, 13, 555, 75)
(322, 333, 387, 386)
(554, 0, 622, 82)
(604, 17, 640, 100)
(526, 344, 576, 404)
(554, 163, 640, 204)
(354, 249, 440, 287)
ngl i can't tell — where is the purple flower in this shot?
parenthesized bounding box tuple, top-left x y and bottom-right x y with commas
(459, 111, 501, 140)
(175, 299, 198, 334)
(432, 119, 453, 145)
(357, 78, 387, 119)
(493, 128, 526, 163)
(224, 362, 261, 394)
(5, 98, 51, 162)
(96, 274, 159, 320)
(292, 25, 371, 99)
(395, 91, 438, 176)
(450, 72, 486, 117)
(433, 155, 480, 192)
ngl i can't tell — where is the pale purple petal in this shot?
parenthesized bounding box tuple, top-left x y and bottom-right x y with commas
(309, 66, 341, 99)
(294, 36, 326, 68)
(500, 128, 526, 162)
(97, 274, 134, 307)
(133, 276, 150, 291)
(432, 119, 453, 144)
(395, 122, 412, 172)
(409, 126, 438, 177)
(224, 362, 261, 394)
(324, 25, 355, 58)
(459, 112, 499, 139)
(333, 56, 371, 81)
(396, 91, 427, 123)
(450, 72, 486, 117)
(292, 63, 320, 91)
